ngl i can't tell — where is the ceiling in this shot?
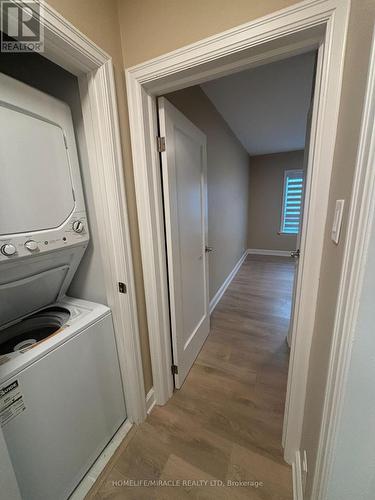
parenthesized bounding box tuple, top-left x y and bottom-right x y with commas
(201, 51, 316, 156)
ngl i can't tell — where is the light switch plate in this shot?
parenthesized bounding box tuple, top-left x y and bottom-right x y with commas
(331, 199, 345, 244)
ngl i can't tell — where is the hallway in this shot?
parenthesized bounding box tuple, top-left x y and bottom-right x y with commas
(87, 255, 295, 499)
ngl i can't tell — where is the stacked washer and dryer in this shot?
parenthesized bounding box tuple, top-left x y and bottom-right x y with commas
(0, 73, 127, 500)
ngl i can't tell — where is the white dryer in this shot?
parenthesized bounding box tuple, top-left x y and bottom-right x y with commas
(0, 73, 127, 500)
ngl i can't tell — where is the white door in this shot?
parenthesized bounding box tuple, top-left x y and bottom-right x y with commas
(158, 97, 210, 388)
(287, 99, 313, 347)
(287, 180, 305, 347)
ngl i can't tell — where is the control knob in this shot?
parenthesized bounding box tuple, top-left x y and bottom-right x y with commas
(25, 240, 38, 252)
(72, 220, 84, 233)
(1, 243, 16, 256)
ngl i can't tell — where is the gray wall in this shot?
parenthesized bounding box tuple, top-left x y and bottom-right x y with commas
(165, 86, 250, 300)
(247, 150, 304, 252)
(0, 53, 107, 305)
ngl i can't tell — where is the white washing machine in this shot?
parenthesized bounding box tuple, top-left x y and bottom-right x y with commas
(0, 73, 127, 500)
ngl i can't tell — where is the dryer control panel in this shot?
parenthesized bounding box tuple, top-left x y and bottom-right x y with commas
(0, 213, 88, 262)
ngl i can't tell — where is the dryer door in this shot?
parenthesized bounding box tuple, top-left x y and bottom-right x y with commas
(0, 105, 75, 235)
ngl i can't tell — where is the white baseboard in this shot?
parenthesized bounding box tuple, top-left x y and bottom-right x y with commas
(248, 248, 292, 257)
(209, 250, 248, 314)
(146, 387, 156, 414)
(292, 450, 304, 500)
(69, 419, 132, 499)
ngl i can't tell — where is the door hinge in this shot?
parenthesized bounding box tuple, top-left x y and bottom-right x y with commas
(118, 282, 127, 294)
(171, 364, 178, 375)
(157, 136, 166, 153)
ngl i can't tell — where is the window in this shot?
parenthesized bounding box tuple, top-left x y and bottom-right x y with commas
(280, 169, 304, 235)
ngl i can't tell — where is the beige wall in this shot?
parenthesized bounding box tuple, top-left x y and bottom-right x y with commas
(118, 0, 300, 68)
(46, 4, 375, 491)
(166, 86, 250, 299)
(248, 151, 304, 252)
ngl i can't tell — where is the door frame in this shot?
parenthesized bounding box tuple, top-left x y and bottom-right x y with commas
(6, 1, 147, 423)
(126, 0, 350, 464)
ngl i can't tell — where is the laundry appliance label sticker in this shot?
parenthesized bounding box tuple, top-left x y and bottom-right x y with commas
(0, 380, 26, 427)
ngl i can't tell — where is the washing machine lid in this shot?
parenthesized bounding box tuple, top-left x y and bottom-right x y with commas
(0, 266, 69, 327)
(0, 104, 75, 236)
(0, 245, 86, 328)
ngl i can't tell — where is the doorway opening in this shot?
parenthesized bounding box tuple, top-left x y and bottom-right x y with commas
(159, 49, 315, 389)
(125, 0, 349, 475)
(148, 50, 315, 485)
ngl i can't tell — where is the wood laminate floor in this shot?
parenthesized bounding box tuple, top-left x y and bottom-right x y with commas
(87, 255, 295, 499)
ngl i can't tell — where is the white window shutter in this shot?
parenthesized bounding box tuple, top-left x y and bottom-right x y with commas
(281, 169, 304, 234)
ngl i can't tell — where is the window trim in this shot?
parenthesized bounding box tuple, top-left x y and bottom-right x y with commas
(280, 169, 304, 235)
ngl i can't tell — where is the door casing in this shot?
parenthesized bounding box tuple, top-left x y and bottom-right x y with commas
(125, 0, 351, 466)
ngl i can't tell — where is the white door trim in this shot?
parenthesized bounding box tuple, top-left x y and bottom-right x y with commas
(312, 27, 375, 500)
(11, 0, 147, 423)
(126, 0, 350, 463)
(292, 451, 304, 500)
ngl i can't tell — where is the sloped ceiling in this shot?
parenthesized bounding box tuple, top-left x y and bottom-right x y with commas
(201, 51, 316, 156)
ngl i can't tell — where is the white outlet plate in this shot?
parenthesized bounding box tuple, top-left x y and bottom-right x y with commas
(331, 199, 345, 244)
